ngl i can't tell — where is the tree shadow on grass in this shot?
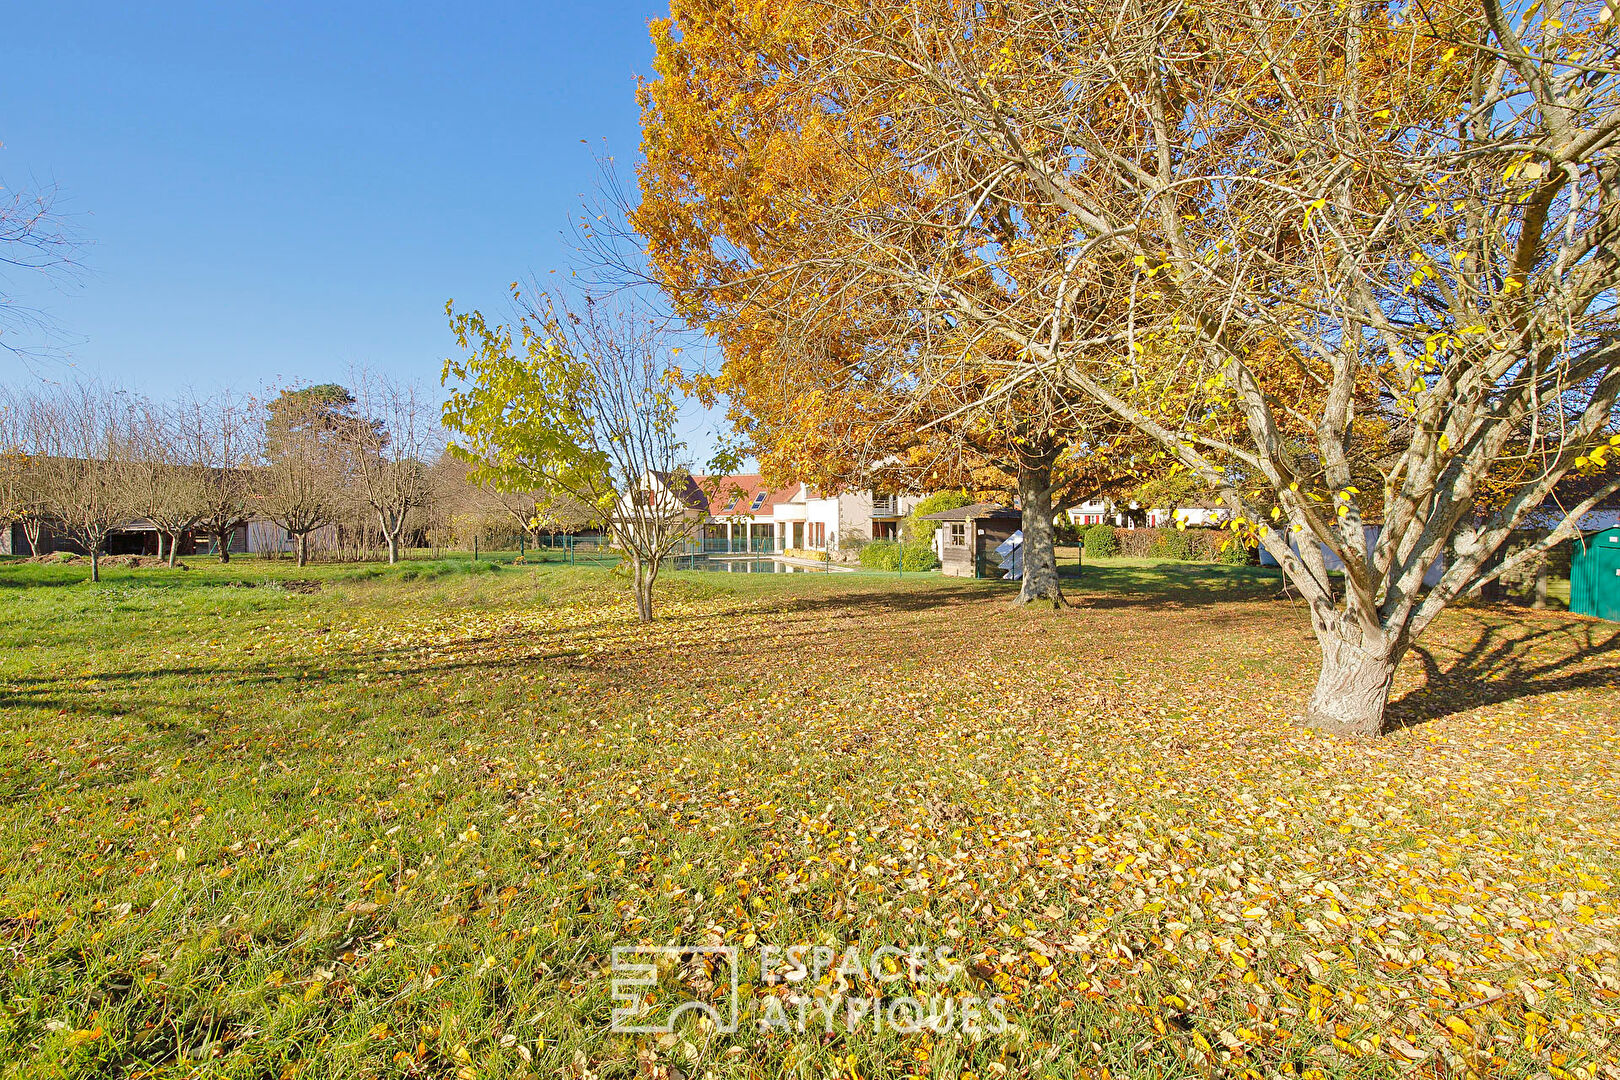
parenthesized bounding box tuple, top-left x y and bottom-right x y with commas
(1384, 611, 1620, 730)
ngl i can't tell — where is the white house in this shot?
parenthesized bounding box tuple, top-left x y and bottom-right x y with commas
(1067, 498, 1231, 528)
(626, 472, 923, 555)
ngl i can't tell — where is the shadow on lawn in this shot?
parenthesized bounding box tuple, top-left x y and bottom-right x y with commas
(1385, 611, 1620, 729)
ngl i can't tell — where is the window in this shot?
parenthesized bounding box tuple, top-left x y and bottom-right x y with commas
(749, 491, 769, 512)
(949, 522, 966, 546)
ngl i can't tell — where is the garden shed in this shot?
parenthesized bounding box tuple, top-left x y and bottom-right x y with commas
(1571, 526, 1620, 621)
(922, 503, 1022, 578)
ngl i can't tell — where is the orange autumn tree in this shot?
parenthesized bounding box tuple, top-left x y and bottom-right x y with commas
(634, 0, 1157, 602)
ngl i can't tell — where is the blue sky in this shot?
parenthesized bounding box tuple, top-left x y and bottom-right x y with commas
(0, 1, 732, 457)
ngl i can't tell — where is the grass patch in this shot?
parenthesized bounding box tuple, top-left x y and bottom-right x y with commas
(0, 558, 1616, 1077)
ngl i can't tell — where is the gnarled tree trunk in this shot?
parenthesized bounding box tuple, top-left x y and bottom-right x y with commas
(1015, 461, 1064, 607)
(215, 528, 233, 564)
(1303, 623, 1406, 737)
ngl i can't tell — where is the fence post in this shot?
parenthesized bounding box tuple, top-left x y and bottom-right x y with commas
(473, 537, 478, 562)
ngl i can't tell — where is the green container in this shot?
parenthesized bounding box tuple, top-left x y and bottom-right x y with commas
(1570, 526, 1620, 621)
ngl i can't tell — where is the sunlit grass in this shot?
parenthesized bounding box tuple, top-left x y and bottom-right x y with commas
(0, 556, 1614, 1078)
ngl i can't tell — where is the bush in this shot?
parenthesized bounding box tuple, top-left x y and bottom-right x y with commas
(859, 540, 900, 570)
(1147, 530, 1196, 561)
(1081, 524, 1119, 558)
(905, 491, 977, 543)
(859, 540, 939, 572)
(1217, 537, 1253, 565)
(901, 542, 939, 572)
(784, 547, 830, 563)
(1115, 526, 1229, 561)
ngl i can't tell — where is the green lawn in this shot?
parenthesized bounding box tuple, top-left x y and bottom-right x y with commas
(0, 555, 1615, 1078)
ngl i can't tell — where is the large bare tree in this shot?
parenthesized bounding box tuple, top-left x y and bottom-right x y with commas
(0, 179, 79, 364)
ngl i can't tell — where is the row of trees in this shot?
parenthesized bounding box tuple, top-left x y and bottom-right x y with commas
(0, 377, 593, 581)
(629, 0, 1620, 735)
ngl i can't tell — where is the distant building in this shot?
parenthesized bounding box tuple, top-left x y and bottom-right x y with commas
(623, 472, 923, 554)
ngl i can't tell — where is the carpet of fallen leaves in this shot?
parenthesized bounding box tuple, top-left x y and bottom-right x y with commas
(0, 561, 1616, 1079)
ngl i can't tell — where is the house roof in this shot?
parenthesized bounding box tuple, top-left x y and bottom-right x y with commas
(648, 471, 710, 512)
(920, 502, 1021, 522)
(687, 474, 797, 517)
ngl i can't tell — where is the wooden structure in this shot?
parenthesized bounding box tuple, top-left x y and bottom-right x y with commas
(1571, 526, 1620, 621)
(922, 503, 1022, 578)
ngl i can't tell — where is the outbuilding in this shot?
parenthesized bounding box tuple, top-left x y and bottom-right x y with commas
(1571, 526, 1620, 621)
(922, 503, 1022, 578)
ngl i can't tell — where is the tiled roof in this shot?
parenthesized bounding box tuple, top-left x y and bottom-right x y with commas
(689, 474, 797, 517)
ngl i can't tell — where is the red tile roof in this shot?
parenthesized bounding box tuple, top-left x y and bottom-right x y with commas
(691, 474, 797, 517)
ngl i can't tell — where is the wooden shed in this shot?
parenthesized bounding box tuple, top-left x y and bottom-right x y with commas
(922, 503, 1022, 578)
(1571, 526, 1620, 621)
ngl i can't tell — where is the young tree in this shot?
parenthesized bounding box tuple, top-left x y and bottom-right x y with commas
(641, 0, 1620, 735)
(176, 392, 259, 564)
(258, 385, 355, 566)
(347, 372, 434, 565)
(444, 290, 719, 622)
(124, 398, 209, 566)
(36, 383, 138, 581)
(0, 387, 51, 555)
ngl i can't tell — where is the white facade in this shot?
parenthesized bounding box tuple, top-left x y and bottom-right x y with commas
(772, 486, 922, 551)
(1067, 499, 1230, 528)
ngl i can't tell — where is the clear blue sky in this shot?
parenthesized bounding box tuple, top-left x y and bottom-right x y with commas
(0, 1, 732, 453)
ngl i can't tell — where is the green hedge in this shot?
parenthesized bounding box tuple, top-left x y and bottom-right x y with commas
(858, 540, 940, 572)
(1081, 524, 1119, 558)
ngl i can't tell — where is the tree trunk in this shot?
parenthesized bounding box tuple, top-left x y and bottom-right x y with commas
(1532, 558, 1549, 610)
(1303, 634, 1405, 737)
(216, 528, 232, 564)
(386, 532, 400, 564)
(296, 533, 309, 568)
(22, 518, 42, 557)
(167, 533, 181, 568)
(89, 545, 100, 583)
(155, 531, 167, 562)
(1015, 463, 1065, 606)
(633, 559, 656, 622)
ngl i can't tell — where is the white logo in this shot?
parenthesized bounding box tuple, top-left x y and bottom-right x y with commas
(611, 945, 740, 1034)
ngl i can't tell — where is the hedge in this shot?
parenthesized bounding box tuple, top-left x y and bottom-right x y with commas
(1081, 524, 1119, 558)
(1109, 527, 1254, 563)
(858, 540, 940, 571)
